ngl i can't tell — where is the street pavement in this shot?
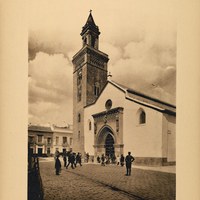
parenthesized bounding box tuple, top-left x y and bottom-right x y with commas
(39, 159, 176, 200)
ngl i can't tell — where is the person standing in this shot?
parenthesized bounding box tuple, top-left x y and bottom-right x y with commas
(54, 150, 60, 160)
(101, 154, 105, 166)
(97, 155, 101, 163)
(86, 153, 89, 163)
(63, 150, 67, 167)
(120, 154, 125, 166)
(66, 152, 75, 169)
(76, 152, 82, 166)
(55, 155, 61, 175)
(125, 152, 135, 176)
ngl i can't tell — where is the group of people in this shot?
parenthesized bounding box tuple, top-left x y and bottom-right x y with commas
(54, 150, 82, 175)
(55, 150, 135, 176)
(97, 152, 135, 176)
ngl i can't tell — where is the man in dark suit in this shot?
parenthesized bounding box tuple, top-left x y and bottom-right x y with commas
(125, 152, 135, 176)
(55, 155, 61, 175)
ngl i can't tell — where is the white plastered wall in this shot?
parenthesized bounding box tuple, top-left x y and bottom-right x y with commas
(84, 83, 125, 155)
(123, 101, 163, 157)
(84, 82, 168, 159)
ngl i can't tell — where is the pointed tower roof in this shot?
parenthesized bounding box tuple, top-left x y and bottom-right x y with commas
(81, 11, 100, 36)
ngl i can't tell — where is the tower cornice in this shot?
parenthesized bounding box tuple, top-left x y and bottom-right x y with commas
(72, 45, 109, 64)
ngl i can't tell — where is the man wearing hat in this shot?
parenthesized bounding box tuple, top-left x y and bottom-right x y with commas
(125, 152, 135, 176)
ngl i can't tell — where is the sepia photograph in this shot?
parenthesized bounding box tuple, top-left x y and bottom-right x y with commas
(1, 0, 200, 200)
(28, 1, 176, 200)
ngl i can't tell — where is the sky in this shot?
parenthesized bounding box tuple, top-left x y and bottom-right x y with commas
(28, 0, 177, 126)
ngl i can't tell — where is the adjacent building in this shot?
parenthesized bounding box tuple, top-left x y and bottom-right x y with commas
(28, 124, 73, 156)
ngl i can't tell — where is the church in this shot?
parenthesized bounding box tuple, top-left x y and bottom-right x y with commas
(72, 12, 176, 166)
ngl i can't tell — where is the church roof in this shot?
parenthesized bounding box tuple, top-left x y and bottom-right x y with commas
(109, 80, 176, 115)
(81, 12, 100, 36)
(85, 79, 176, 116)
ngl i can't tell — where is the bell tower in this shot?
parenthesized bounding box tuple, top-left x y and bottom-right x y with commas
(72, 11, 109, 154)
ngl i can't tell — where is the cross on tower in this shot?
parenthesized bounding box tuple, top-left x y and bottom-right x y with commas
(89, 9, 92, 13)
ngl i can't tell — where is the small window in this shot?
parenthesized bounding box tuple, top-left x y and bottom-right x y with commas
(78, 113, 81, 122)
(105, 99, 112, 110)
(89, 120, 92, 130)
(70, 138, 73, 145)
(38, 135, 43, 143)
(91, 36, 95, 47)
(77, 86, 82, 102)
(56, 137, 59, 145)
(47, 137, 51, 144)
(47, 148, 51, 154)
(84, 37, 87, 45)
(78, 131, 80, 140)
(139, 111, 146, 124)
(63, 137, 67, 144)
(29, 136, 34, 143)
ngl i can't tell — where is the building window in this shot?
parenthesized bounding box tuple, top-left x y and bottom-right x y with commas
(83, 37, 87, 46)
(89, 120, 92, 130)
(70, 138, 73, 145)
(77, 86, 82, 101)
(63, 137, 67, 144)
(56, 137, 59, 145)
(91, 36, 95, 47)
(47, 148, 51, 154)
(94, 82, 100, 96)
(47, 137, 51, 144)
(38, 135, 43, 143)
(105, 99, 112, 110)
(78, 131, 80, 140)
(77, 69, 82, 85)
(139, 111, 146, 124)
(78, 113, 81, 122)
(29, 136, 34, 143)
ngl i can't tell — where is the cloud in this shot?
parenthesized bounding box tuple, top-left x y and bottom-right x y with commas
(109, 38, 176, 104)
(28, 0, 177, 124)
(29, 52, 73, 124)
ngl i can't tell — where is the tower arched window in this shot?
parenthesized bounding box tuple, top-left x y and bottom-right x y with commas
(139, 111, 146, 124)
(94, 82, 100, 96)
(84, 37, 87, 45)
(91, 36, 95, 48)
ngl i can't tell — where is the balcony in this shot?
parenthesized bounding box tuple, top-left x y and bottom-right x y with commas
(35, 141, 45, 146)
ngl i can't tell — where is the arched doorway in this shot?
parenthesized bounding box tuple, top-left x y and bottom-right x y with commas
(105, 134, 114, 157)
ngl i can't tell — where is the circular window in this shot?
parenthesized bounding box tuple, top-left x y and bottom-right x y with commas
(105, 99, 112, 110)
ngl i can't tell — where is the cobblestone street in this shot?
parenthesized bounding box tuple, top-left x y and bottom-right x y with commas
(40, 159, 175, 200)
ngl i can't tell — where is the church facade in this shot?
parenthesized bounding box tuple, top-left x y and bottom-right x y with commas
(72, 13, 176, 166)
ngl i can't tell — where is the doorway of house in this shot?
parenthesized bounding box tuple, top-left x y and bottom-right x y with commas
(37, 148, 43, 157)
